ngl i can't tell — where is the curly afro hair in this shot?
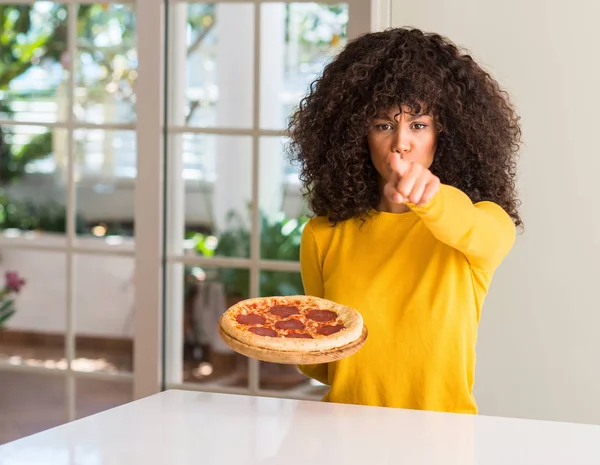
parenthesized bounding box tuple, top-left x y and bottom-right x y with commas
(287, 27, 522, 228)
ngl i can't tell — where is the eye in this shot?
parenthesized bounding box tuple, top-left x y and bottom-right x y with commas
(411, 123, 428, 130)
(375, 123, 393, 131)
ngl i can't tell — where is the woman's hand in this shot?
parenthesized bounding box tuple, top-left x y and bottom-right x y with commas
(383, 153, 440, 206)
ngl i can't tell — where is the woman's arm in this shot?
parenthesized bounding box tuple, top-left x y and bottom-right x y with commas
(297, 220, 329, 385)
(386, 154, 516, 272)
(408, 184, 516, 271)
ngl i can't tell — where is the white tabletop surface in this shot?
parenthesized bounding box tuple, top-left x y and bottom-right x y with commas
(0, 389, 599, 465)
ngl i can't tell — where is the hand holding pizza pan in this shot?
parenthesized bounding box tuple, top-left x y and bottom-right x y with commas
(217, 295, 368, 365)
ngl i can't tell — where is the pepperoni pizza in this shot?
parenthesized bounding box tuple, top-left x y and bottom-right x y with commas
(219, 295, 364, 352)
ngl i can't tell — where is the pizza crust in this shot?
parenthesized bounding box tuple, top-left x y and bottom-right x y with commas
(219, 295, 363, 352)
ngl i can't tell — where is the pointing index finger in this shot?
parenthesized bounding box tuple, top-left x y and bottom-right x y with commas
(388, 153, 410, 177)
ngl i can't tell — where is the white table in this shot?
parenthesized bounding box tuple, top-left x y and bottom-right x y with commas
(0, 390, 598, 464)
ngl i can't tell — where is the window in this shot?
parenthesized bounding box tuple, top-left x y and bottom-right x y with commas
(162, 1, 370, 399)
(0, 1, 373, 435)
(0, 3, 136, 433)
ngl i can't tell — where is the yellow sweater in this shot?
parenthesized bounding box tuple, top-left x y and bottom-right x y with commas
(298, 184, 516, 414)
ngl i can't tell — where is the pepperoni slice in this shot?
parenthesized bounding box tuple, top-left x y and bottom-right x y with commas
(270, 305, 300, 318)
(307, 309, 337, 322)
(274, 319, 305, 330)
(236, 313, 267, 325)
(249, 327, 278, 337)
(284, 332, 313, 339)
(317, 324, 345, 335)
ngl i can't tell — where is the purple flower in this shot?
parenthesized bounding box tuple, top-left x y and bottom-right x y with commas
(5, 271, 26, 293)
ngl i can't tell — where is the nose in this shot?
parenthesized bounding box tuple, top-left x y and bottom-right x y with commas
(391, 125, 410, 154)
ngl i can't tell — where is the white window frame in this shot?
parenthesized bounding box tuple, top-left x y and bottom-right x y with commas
(0, 0, 383, 424)
(159, 0, 375, 401)
(0, 0, 143, 423)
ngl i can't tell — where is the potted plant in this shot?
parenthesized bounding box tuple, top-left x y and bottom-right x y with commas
(0, 271, 26, 330)
(189, 208, 308, 304)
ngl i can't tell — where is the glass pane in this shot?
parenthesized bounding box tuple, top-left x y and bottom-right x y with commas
(259, 137, 309, 260)
(167, 264, 249, 386)
(167, 133, 251, 258)
(76, 378, 133, 420)
(74, 129, 136, 241)
(73, 254, 134, 375)
(179, 3, 254, 128)
(75, 4, 137, 124)
(258, 270, 326, 397)
(0, 250, 66, 370)
(0, 125, 67, 243)
(0, 372, 66, 444)
(260, 3, 348, 130)
(0, 4, 69, 124)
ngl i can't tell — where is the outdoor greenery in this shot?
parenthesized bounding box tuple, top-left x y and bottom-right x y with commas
(0, 191, 86, 233)
(187, 209, 308, 299)
(0, 3, 341, 301)
(1, 3, 345, 187)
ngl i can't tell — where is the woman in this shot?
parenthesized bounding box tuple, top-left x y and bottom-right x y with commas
(287, 27, 522, 414)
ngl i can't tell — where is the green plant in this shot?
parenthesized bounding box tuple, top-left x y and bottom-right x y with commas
(0, 98, 54, 185)
(0, 5, 81, 183)
(189, 209, 308, 299)
(0, 191, 86, 234)
(0, 4, 135, 185)
(0, 128, 53, 184)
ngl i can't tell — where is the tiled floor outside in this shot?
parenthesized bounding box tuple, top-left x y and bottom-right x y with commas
(0, 372, 133, 445)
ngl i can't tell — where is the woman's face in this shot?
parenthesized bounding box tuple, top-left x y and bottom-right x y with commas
(367, 105, 438, 186)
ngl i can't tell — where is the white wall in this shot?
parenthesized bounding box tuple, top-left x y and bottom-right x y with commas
(1, 235, 135, 337)
(391, 0, 600, 425)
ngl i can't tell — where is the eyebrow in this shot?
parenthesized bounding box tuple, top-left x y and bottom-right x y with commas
(407, 113, 431, 121)
(374, 113, 394, 120)
(373, 113, 431, 121)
